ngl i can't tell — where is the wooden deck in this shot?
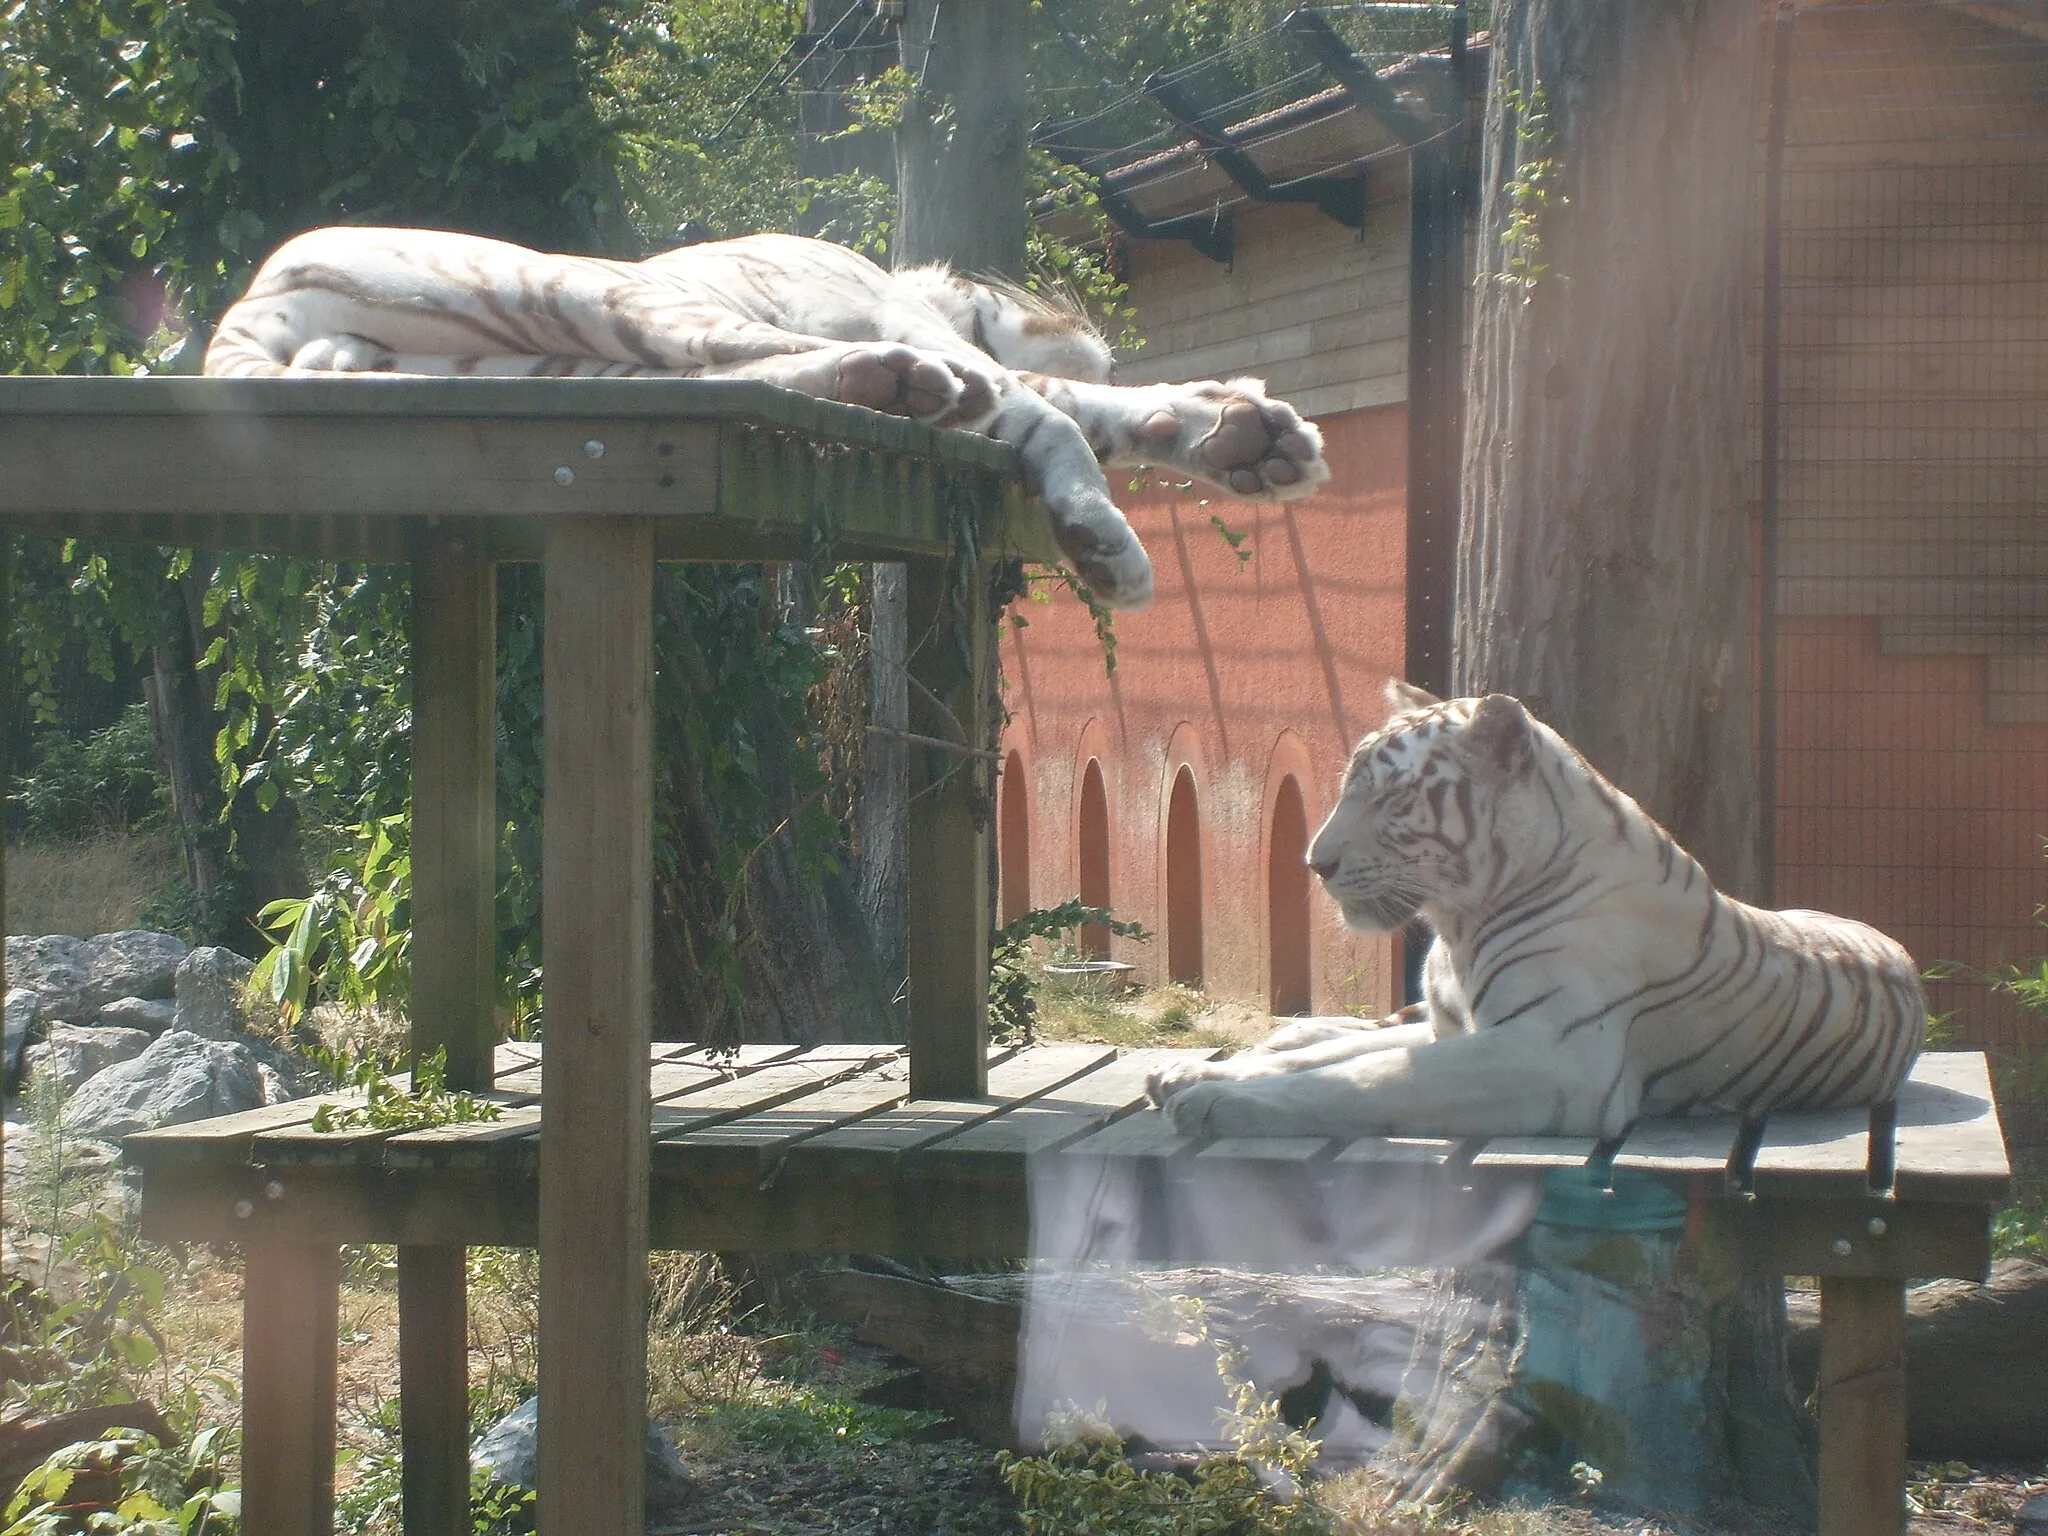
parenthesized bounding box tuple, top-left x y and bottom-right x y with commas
(128, 1042, 2009, 1277)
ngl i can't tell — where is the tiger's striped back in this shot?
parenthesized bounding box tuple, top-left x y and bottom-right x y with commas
(1308, 684, 1924, 1132)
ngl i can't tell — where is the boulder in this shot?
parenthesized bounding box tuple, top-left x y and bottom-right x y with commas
(2018, 1489, 2048, 1536)
(22, 1024, 153, 1094)
(94, 997, 178, 1036)
(76, 931, 187, 1009)
(172, 947, 255, 1040)
(4, 989, 38, 1082)
(61, 1030, 268, 1141)
(4, 936, 92, 1024)
(471, 1397, 693, 1511)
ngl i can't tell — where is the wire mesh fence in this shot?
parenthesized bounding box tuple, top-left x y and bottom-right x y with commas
(1763, 0, 2048, 1067)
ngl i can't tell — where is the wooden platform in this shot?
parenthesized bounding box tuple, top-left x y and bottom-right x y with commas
(126, 1042, 2009, 1276)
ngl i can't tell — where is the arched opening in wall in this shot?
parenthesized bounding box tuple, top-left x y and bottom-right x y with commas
(1268, 776, 1312, 1015)
(1165, 768, 1204, 985)
(999, 750, 1031, 927)
(1078, 759, 1111, 958)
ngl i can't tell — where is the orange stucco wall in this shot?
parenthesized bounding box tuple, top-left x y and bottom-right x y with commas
(1778, 617, 2048, 1054)
(999, 405, 1409, 1014)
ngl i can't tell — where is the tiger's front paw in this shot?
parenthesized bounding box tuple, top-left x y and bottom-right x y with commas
(1158, 1080, 1277, 1139)
(1145, 1057, 1222, 1109)
(1134, 381, 1329, 500)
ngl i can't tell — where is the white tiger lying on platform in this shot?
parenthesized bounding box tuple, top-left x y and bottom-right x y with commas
(1149, 683, 1925, 1140)
(204, 227, 1333, 610)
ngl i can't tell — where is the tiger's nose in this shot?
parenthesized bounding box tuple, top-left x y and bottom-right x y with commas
(1308, 853, 1339, 881)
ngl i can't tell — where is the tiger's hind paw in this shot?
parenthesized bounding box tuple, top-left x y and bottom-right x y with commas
(1133, 380, 1328, 500)
(832, 344, 997, 426)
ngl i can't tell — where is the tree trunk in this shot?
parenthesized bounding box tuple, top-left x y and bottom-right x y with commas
(1453, 0, 1758, 895)
(142, 564, 306, 947)
(856, 563, 909, 989)
(894, 0, 1029, 275)
(1423, 1, 1814, 1522)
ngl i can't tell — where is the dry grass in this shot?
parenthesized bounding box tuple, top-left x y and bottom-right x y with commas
(3, 832, 180, 938)
(1030, 973, 1281, 1053)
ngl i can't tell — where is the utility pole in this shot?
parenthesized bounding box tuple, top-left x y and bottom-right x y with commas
(861, 0, 1030, 995)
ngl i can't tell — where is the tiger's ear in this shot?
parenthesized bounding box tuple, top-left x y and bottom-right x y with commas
(1461, 693, 1535, 775)
(1385, 679, 1442, 712)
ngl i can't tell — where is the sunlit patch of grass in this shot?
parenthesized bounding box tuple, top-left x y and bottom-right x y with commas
(1030, 972, 1249, 1053)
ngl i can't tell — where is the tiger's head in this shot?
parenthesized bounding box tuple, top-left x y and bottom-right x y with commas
(1307, 681, 1547, 933)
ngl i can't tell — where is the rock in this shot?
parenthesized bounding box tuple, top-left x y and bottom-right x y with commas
(5, 936, 92, 1023)
(94, 996, 178, 1036)
(172, 947, 255, 1040)
(2017, 1489, 2048, 1535)
(22, 1024, 153, 1094)
(60, 1030, 268, 1140)
(471, 1397, 694, 1511)
(5, 989, 38, 1081)
(76, 931, 187, 1008)
(1786, 1258, 2048, 1460)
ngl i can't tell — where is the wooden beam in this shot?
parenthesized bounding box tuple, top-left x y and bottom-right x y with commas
(1283, 9, 1434, 147)
(904, 555, 991, 1099)
(539, 516, 655, 1536)
(1817, 1277, 1907, 1536)
(1140, 74, 1365, 229)
(399, 1246, 470, 1536)
(242, 1241, 340, 1536)
(409, 524, 498, 1091)
(1, 534, 8, 1225)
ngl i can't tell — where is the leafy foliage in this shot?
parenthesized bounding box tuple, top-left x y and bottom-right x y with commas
(6, 705, 165, 840)
(990, 899, 1154, 1047)
(1, 1427, 239, 1536)
(251, 815, 410, 1026)
(307, 1047, 504, 1134)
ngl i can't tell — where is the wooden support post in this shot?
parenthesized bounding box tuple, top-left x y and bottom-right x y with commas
(1, 534, 9, 1225)
(242, 1241, 340, 1536)
(1818, 1276, 1907, 1536)
(904, 555, 990, 1099)
(539, 518, 654, 1536)
(410, 524, 498, 1092)
(404, 526, 495, 1534)
(400, 1246, 471, 1536)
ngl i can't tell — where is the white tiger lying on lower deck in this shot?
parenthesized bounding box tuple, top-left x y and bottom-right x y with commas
(204, 227, 1333, 611)
(1148, 683, 1924, 1141)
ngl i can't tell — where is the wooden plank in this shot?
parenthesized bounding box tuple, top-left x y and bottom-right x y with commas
(648, 1049, 903, 1140)
(409, 525, 499, 1091)
(1753, 1105, 1874, 1199)
(242, 1241, 340, 1536)
(1713, 1198, 1990, 1283)
(399, 1246, 469, 1536)
(910, 1049, 1214, 1181)
(538, 514, 654, 1536)
(1331, 1136, 1459, 1169)
(384, 1047, 816, 1170)
(1061, 1110, 1204, 1167)
(904, 555, 991, 1098)
(252, 1087, 537, 1168)
(1192, 1136, 1338, 1170)
(1817, 1277, 1907, 1536)
(1469, 1136, 1601, 1172)
(656, 1060, 912, 1180)
(790, 1045, 1118, 1180)
(1611, 1115, 1747, 1185)
(1891, 1051, 2012, 1202)
(123, 1089, 390, 1166)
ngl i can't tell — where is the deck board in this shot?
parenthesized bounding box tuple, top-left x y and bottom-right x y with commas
(123, 1046, 2007, 1278)
(1891, 1051, 2012, 1202)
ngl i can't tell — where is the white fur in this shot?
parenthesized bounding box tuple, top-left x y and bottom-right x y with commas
(206, 228, 1333, 610)
(1148, 682, 1925, 1140)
